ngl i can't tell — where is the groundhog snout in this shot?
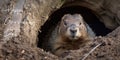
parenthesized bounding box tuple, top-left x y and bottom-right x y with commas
(67, 24, 81, 40)
(70, 28, 77, 34)
(69, 25, 77, 35)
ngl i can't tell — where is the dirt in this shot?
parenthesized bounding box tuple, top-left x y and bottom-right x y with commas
(0, 0, 120, 60)
(62, 26, 120, 60)
(0, 26, 119, 60)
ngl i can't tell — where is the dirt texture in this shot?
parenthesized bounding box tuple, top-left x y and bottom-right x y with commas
(0, 0, 120, 60)
(0, 26, 120, 60)
(62, 26, 120, 60)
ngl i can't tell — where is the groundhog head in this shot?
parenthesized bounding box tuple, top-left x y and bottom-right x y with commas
(59, 14, 87, 41)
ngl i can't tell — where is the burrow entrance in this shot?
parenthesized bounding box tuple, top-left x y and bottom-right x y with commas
(37, 6, 112, 52)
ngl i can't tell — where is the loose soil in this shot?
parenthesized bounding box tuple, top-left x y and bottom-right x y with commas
(0, 27, 120, 60)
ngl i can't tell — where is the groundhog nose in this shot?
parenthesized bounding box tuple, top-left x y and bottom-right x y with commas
(69, 24, 77, 34)
(70, 28, 77, 34)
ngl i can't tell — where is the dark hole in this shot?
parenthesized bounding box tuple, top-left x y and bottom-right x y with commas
(37, 6, 112, 51)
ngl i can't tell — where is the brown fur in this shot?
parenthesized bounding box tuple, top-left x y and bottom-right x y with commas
(49, 14, 95, 56)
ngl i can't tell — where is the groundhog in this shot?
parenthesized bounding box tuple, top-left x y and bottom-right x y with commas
(49, 14, 95, 56)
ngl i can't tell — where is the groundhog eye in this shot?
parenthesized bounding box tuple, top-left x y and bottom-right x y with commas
(79, 22, 81, 25)
(63, 21, 67, 26)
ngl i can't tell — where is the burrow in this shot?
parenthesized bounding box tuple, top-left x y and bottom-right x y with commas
(37, 5, 115, 55)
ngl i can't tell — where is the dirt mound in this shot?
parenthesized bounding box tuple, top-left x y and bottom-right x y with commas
(0, 37, 58, 60)
(0, 26, 119, 60)
(62, 26, 120, 60)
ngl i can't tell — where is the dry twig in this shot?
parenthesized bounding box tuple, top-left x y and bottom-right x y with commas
(82, 43, 102, 60)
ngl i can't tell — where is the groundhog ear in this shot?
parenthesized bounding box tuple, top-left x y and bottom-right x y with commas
(62, 14, 71, 20)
